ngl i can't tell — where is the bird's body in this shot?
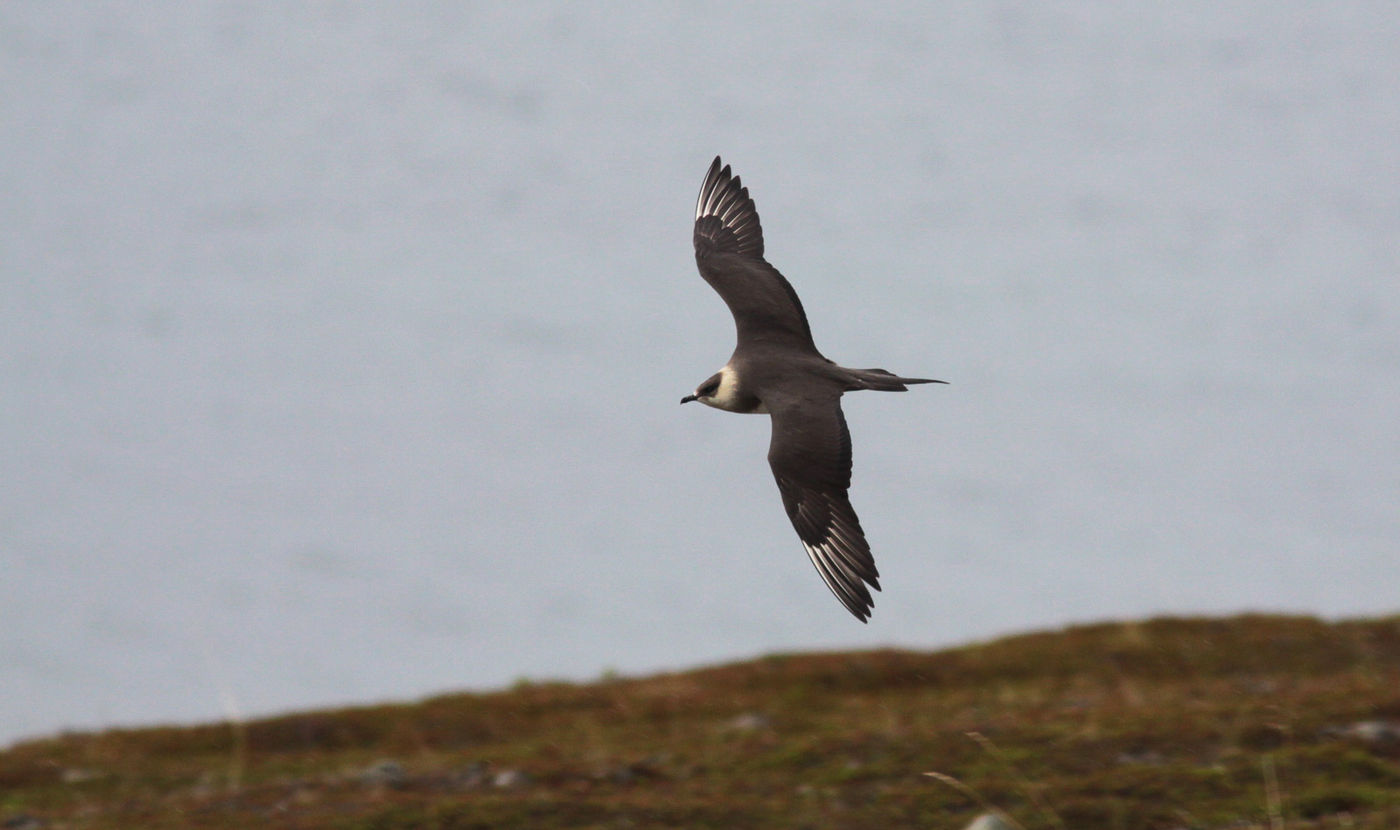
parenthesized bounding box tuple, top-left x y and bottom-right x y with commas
(682, 157, 943, 622)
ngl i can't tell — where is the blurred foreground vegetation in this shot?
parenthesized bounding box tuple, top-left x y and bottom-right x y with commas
(4, 614, 1400, 829)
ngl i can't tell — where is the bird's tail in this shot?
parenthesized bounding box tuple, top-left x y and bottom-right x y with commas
(846, 367, 947, 391)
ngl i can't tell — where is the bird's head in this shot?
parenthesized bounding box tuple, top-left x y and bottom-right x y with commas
(680, 367, 767, 413)
(680, 372, 723, 407)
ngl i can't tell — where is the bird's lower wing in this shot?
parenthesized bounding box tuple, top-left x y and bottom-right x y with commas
(767, 395, 881, 622)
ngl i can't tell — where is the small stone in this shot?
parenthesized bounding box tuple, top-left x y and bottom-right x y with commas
(725, 712, 772, 732)
(359, 759, 406, 788)
(1115, 749, 1165, 765)
(1342, 720, 1400, 744)
(492, 768, 530, 789)
(963, 813, 1017, 830)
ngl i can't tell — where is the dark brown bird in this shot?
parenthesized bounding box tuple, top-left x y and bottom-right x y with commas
(682, 157, 944, 622)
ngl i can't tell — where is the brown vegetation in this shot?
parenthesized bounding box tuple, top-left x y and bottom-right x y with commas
(3, 614, 1399, 829)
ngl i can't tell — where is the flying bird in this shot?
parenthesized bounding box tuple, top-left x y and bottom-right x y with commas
(682, 157, 944, 622)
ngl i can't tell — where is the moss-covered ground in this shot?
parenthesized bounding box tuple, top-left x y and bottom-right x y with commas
(4, 614, 1400, 829)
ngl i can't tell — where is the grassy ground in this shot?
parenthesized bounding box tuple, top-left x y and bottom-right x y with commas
(3, 614, 1400, 829)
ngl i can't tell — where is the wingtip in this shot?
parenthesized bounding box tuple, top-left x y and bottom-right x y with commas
(800, 536, 879, 624)
(704, 155, 724, 187)
(694, 156, 764, 258)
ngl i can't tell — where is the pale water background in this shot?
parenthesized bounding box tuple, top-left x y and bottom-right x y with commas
(2, 4, 1397, 747)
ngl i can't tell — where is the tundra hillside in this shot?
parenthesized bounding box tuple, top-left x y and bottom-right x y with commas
(3, 615, 1399, 829)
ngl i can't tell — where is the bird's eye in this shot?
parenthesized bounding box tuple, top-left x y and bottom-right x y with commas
(699, 382, 719, 397)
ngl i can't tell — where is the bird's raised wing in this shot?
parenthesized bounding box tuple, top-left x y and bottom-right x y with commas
(766, 393, 881, 621)
(693, 157, 817, 353)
